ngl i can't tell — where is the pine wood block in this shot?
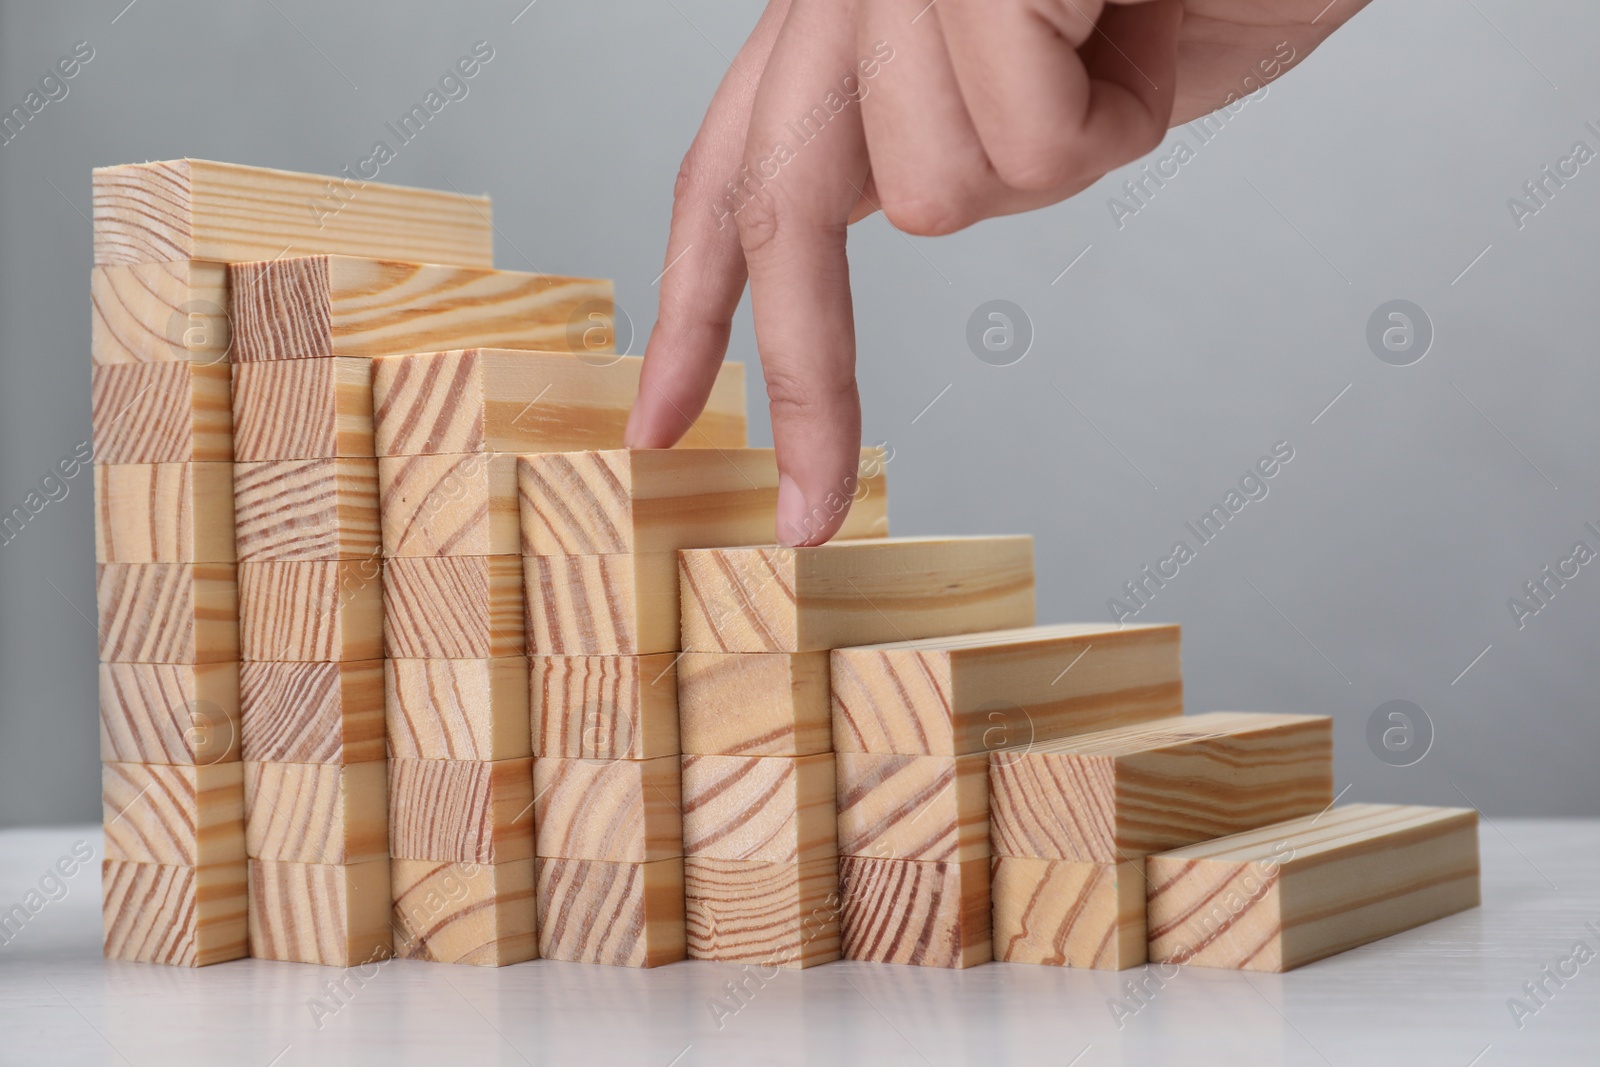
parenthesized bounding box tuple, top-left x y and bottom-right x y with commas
(92, 158, 494, 268)
(244, 760, 388, 864)
(535, 856, 686, 967)
(836, 752, 989, 863)
(91, 260, 231, 365)
(247, 857, 393, 966)
(681, 536, 1037, 653)
(532, 654, 678, 759)
(988, 712, 1334, 863)
(232, 357, 373, 461)
(378, 452, 517, 557)
(234, 458, 379, 561)
(371, 347, 747, 457)
(90, 361, 232, 464)
(383, 554, 523, 658)
(391, 858, 538, 966)
(96, 563, 239, 664)
(678, 652, 832, 757)
(237, 559, 382, 662)
(99, 661, 241, 765)
(239, 660, 385, 764)
(1146, 803, 1481, 973)
(388, 757, 534, 864)
(684, 856, 840, 968)
(101, 858, 247, 966)
(838, 855, 991, 968)
(524, 551, 677, 656)
(532, 756, 682, 862)
(991, 857, 1145, 970)
(680, 753, 836, 863)
(832, 622, 1183, 756)
(101, 761, 245, 866)
(94, 462, 236, 563)
(386, 657, 531, 761)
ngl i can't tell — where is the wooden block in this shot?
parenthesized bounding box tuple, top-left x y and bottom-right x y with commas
(988, 712, 1334, 863)
(391, 859, 537, 966)
(838, 855, 990, 968)
(91, 260, 231, 365)
(684, 856, 840, 968)
(532, 756, 682, 862)
(532, 654, 678, 759)
(371, 348, 747, 457)
(101, 859, 247, 966)
(832, 622, 1183, 756)
(92, 158, 494, 267)
(90, 361, 232, 464)
(378, 452, 517, 557)
(387, 657, 531, 761)
(96, 563, 238, 664)
(535, 856, 685, 967)
(99, 662, 240, 765)
(234, 458, 379, 561)
(243, 760, 387, 864)
(518, 447, 887, 556)
(102, 761, 244, 866)
(239, 660, 385, 764)
(237, 559, 382, 662)
(681, 536, 1036, 653)
(388, 757, 534, 864)
(835, 752, 989, 863)
(94, 462, 235, 563)
(679, 653, 831, 757)
(524, 551, 676, 656)
(247, 857, 393, 966)
(383, 554, 523, 658)
(680, 753, 836, 863)
(991, 857, 1145, 970)
(232, 357, 372, 461)
(1146, 804, 1481, 973)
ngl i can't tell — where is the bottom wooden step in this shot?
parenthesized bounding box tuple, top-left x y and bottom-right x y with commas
(248, 857, 391, 966)
(991, 857, 1145, 970)
(685, 856, 839, 969)
(838, 855, 990, 968)
(536, 856, 685, 968)
(102, 858, 246, 967)
(391, 858, 537, 966)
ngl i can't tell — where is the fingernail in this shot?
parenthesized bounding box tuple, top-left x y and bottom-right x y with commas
(776, 474, 809, 547)
(622, 403, 645, 449)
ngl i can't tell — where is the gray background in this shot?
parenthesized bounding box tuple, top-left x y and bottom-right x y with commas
(1, 0, 1596, 826)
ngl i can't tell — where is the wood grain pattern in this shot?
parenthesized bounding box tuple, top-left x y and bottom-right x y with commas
(91, 260, 231, 365)
(832, 623, 1183, 756)
(838, 855, 991, 968)
(99, 661, 241, 765)
(239, 660, 385, 764)
(387, 657, 531, 761)
(247, 857, 393, 966)
(532, 756, 682, 862)
(92, 158, 494, 268)
(91, 361, 232, 464)
(383, 554, 523, 658)
(101, 858, 247, 966)
(96, 562, 239, 664)
(234, 458, 379, 561)
(532, 654, 678, 760)
(237, 559, 382, 662)
(678, 652, 832, 757)
(680, 536, 1037, 653)
(232, 356, 373, 462)
(988, 712, 1334, 863)
(523, 551, 676, 656)
(378, 452, 517, 557)
(102, 761, 244, 867)
(243, 760, 388, 864)
(1145, 803, 1480, 972)
(680, 753, 836, 864)
(371, 348, 747, 457)
(391, 858, 538, 966)
(94, 462, 235, 563)
(991, 857, 1145, 969)
(388, 757, 534, 864)
(835, 752, 989, 863)
(535, 856, 686, 968)
(684, 856, 840, 968)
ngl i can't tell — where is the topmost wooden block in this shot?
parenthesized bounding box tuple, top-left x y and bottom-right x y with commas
(91, 159, 494, 267)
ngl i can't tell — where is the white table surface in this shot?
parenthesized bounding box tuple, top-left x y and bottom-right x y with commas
(1, 821, 1596, 1066)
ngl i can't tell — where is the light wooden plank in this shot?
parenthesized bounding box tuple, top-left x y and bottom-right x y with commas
(531, 654, 678, 759)
(532, 756, 682, 863)
(678, 652, 832, 757)
(383, 554, 523, 659)
(234, 458, 379, 562)
(387, 657, 531, 761)
(680, 753, 836, 864)
(523, 550, 676, 656)
(237, 559, 382, 662)
(94, 462, 235, 563)
(535, 856, 686, 968)
(247, 857, 393, 966)
(378, 452, 516, 557)
(91, 260, 231, 365)
(101, 761, 244, 867)
(991, 857, 1145, 970)
(101, 858, 247, 966)
(391, 858, 538, 966)
(835, 752, 989, 863)
(239, 660, 385, 764)
(684, 856, 840, 969)
(838, 855, 990, 968)
(388, 757, 534, 864)
(90, 361, 232, 464)
(96, 562, 238, 664)
(243, 760, 387, 865)
(232, 356, 373, 462)
(98, 661, 240, 766)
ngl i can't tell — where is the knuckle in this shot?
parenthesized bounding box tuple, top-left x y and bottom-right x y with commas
(733, 182, 788, 257)
(764, 364, 856, 420)
(880, 194, 971, 237)
(990, 142, 1085, 192)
